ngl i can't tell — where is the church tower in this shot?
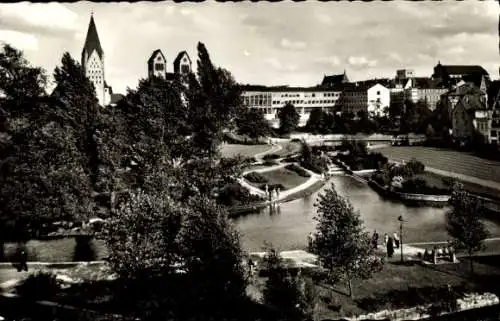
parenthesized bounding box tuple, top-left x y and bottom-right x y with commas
(82, 13, 108, 107)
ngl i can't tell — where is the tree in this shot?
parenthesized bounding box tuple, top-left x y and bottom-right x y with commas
(313, 185, 383, 298)
(305, 108, 325, 134)
(236, 107, 271, 140)
(446, 183, 489, 274)
(300, 139, 313, 166)
(187, 42, 245, 158)
(262, 246, 311, 321)
(105, 189, 247, 320)
(0, 43, 47, 117)
(277, 102, 300, 135)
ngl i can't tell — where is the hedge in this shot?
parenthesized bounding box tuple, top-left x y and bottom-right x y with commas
(285, 164, 311, 178)
(244, 172, 269, 184)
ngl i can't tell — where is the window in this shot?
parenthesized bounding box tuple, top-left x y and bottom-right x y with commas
(491, 130, 497, 137)
(181, 65, 190, 74)
(155, 63, 164, 71)
(377, 91, 380, 95)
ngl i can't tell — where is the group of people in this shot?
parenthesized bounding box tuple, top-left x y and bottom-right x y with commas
(371, 230, 401, 258)
(422, 243, 457, 264)
(264, 184, 281, 203)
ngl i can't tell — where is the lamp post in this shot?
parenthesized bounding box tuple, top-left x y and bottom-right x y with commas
(398, 215, 406, 263)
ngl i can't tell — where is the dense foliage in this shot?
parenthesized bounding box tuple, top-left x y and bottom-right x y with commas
(0, 42, 256, 320)
(262, 247, 315, 321)
(312, 185, 383, 298)
(446, 183, 489, 274)
(277, 103, 300, 135)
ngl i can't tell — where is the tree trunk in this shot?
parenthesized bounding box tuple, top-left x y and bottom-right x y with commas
(469, 251, 474, 275)
(347, 278, 353, 298)
(0, 238, 4, 262)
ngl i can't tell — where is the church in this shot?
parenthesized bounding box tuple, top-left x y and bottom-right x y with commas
(81, 13, 117, 107)
(147, 49, 192, 81)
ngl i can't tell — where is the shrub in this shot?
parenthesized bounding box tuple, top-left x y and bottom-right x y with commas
(406, 158, 425, 175)
(244, 172, 269, 184)
(263, 160, 279, 166)
(218, 183, 265, 206)
(371, 172, 391, 187)
(15, 272, 60, 300)
(73, 235, 97, 261)
(263, 154, 280, 161)
(285, 164, 311, 178)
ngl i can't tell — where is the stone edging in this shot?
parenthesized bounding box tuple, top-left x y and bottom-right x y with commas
(335, 159, 450, 204)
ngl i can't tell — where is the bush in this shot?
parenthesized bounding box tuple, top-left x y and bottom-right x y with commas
(406, 158, 425, 175)
(15, 272, 60, 300)
(73, 235, 97, 261)
(285, 164, 311, 178)
(263, 160, 279, 166)
(218, 183, 265, 206)
(244, 172, 269, 184)
(371, 171, 391, 187)
(397, 178, 449, 195)
(263, 154, 280, 161)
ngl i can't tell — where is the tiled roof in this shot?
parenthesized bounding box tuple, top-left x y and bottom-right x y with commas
(321, 73, 348, 86)
(82, 15, 103, 60)
(436, 64, 489, 77)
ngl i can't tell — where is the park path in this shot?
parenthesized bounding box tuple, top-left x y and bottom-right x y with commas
(253, 143, 283, 162)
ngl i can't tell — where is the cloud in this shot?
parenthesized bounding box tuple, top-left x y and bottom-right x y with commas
(314, 56, 341, 67)
(347, 56, 377, 69)
(0, 3, 78, 37)
(0, 30, 38, 51)
(280, 38, 306, 51)
(264, 58, 297, 72)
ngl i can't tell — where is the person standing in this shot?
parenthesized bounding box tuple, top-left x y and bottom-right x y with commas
(372, 230, 379, 249)
(384, 233, 389, 247)
(393, 232, 400, 249)
(387, 236, 394, 258)
(17, 244, 28, 272)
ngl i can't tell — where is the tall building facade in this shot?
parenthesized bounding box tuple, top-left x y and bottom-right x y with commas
(81, 14, 111, 107)
(241, 86, 342, 128)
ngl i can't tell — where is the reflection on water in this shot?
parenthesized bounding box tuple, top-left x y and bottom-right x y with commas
(233, 175, 500, 252)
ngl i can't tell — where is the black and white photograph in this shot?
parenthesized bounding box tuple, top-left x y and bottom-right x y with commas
(1, 0, 500, 320)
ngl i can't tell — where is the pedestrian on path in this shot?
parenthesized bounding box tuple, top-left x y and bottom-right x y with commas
(16, 244, 28, 272)
(387, 236, 394, 258)
(372, 230, 379, 249)
(393, 232, 400, 249)
(384, 233, 389, 247)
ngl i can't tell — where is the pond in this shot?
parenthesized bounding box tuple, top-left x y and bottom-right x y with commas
(233, 174, 500, 252)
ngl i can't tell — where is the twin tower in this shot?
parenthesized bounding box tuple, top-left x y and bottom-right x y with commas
(81, 14, 192, 107)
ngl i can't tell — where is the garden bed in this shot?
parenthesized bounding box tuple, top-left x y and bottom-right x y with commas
(247, 168, 310, 191)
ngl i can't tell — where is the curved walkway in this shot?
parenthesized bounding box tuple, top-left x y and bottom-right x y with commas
(239, 161, 324, 203)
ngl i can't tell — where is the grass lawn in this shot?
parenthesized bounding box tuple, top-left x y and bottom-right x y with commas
(219, 144, 272, 158)
(248, 168, 309, 191)
(377, 147, 500, 184)
(417, 171, 500, 200)
(252, 257, 500, 320)
(3, 238, 108, 263)
(274, 142, 302, 157)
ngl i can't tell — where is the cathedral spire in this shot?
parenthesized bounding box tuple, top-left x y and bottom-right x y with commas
(82, 13, 103, 60)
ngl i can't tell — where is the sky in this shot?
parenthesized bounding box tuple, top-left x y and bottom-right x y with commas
(0, 1, 499, 94)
